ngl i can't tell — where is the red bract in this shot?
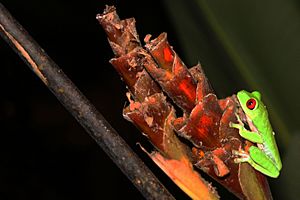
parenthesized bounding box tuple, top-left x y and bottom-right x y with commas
(144, 33, 197, 113)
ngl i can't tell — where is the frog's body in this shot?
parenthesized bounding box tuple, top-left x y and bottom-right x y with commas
(230, 90, 282, 178)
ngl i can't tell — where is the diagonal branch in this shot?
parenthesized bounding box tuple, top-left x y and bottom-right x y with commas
(0, 3, 175, 200)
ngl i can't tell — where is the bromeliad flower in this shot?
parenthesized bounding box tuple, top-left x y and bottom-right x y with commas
(97, 5, 273, 200)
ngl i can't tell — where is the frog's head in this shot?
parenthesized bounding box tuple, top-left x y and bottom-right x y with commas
(236, 90, 265, 120)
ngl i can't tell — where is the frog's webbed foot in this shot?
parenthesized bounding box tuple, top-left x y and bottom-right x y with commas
(229, 113, 244, 130)
(232, 149, 250, 163)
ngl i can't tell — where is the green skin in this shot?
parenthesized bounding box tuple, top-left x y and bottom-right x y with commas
(230, 90, 282, 178)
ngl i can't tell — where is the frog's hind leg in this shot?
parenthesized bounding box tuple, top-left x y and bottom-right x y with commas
(248, 146, 280, 178)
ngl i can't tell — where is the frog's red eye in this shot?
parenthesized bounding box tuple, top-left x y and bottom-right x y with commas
(246, 98, 256, 110)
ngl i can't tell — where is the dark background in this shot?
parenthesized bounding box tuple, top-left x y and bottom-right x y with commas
(1, 0, 299, 199)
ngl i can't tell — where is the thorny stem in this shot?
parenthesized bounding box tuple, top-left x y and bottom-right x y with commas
(0, 3, 175, 200)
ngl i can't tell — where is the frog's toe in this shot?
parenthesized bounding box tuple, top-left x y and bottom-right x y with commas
(235, 113, 243, 124)
(234, 157, 250, 164)
(232, 149, 249, 157)
(229, 122, 241, 129)
(232, 149, 238, 155)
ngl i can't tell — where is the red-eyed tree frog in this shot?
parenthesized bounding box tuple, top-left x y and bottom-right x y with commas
(230, 90, 282, 178)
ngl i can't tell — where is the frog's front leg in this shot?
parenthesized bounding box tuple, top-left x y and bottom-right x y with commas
(229, 114, 263, 143)
(233, 146, 280, 178)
